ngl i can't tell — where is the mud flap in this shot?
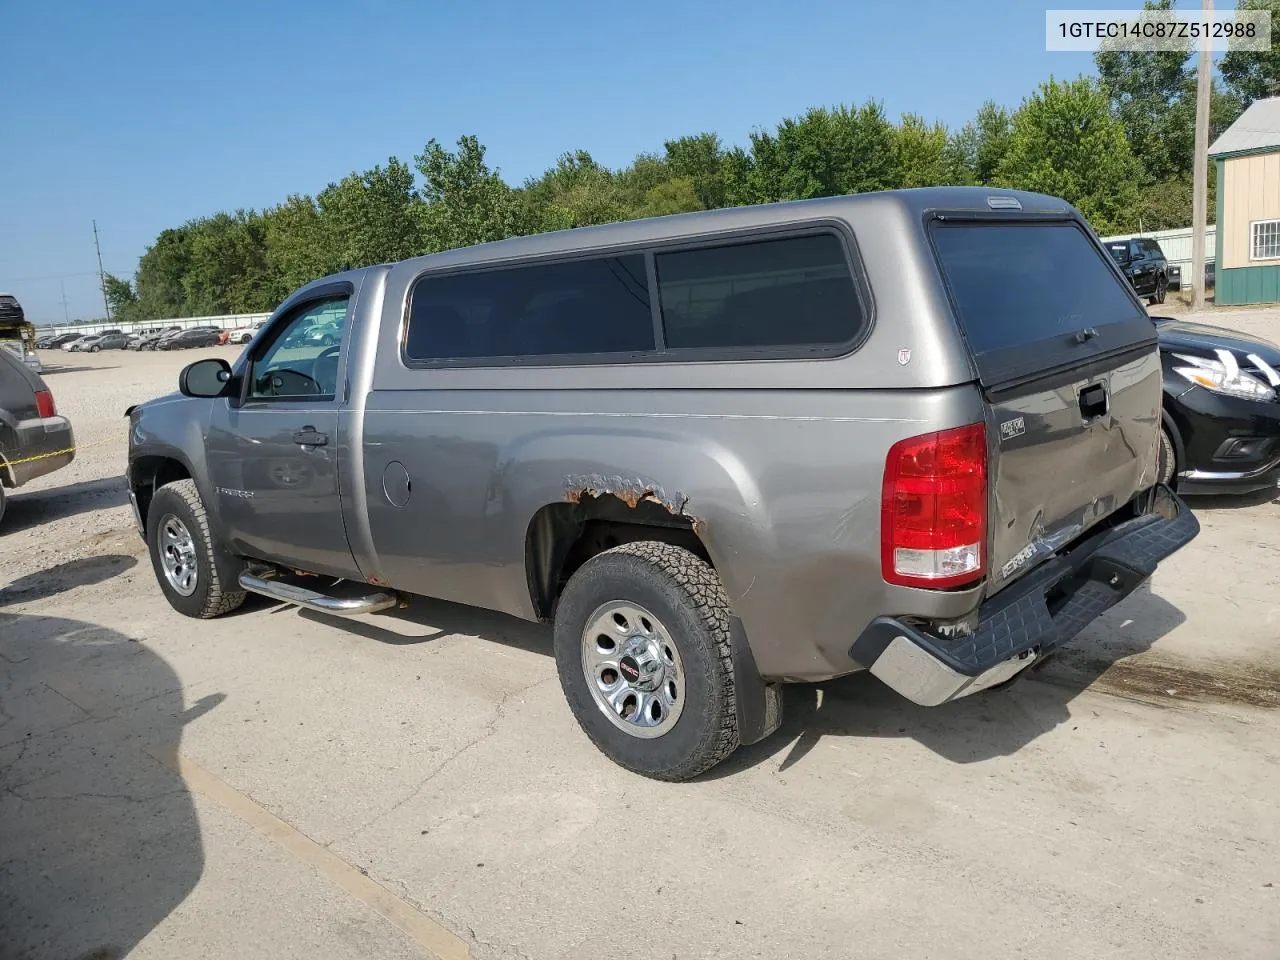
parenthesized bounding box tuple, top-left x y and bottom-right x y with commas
(730, 618, 783, 746)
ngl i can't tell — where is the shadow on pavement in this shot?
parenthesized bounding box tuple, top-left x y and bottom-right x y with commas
(293, 592, 552, 654)
(0, 612, 214, 960)
(0, 554, 138, 607)
(36, 364, 121, 375)
(263, 577, 1192, 775)
(2, 476, 131, 536)
(1182, 487, 1280, 510)
(705, 580, 1190, 778)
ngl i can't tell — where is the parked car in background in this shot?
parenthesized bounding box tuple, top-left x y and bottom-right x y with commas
(1153, 316, 1280, 495)
(157, 326, 222, 350)
(1105, 236, 1170, 304)
(0, 345, 75, 526)
(40, 333, 83, 350)
(221, 321, 264, 345)
(61, 336, 93, 352)
(1168, 260, 1216, 292)
(128, 187, 1198, 781)
(301, 321, 342, 347)
(132, 326, 183, 350)
(79, 332, 132, 352)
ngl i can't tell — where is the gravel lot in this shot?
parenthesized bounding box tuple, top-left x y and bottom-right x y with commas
(2, 314, 1279, 960)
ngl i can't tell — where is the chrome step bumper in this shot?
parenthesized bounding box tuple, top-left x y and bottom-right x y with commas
(238, 571, 399, 617)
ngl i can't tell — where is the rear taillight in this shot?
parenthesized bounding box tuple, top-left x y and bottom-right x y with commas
(34, 389, 56, 418)
(881, 422, 987, 589)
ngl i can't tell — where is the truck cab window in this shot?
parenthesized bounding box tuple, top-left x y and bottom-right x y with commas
(248, 298, 349, 400)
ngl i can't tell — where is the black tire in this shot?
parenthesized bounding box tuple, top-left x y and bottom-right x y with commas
(146, 479, 246, 618)
(0, 483, 7, 529)
(90, 344, 100, 352)
(1148, 274, 1167, 305)
(1157, 425, 1177, 486)
(553, 541, 741, 781)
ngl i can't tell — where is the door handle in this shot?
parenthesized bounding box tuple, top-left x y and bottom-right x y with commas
(293, 426, 328, 446)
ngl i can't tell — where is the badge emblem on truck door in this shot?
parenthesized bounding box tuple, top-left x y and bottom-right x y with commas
(897, 348, 912, 365)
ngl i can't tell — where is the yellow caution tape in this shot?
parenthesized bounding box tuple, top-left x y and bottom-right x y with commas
(1, 431, 124, 471)
(1, 446, 77, 468)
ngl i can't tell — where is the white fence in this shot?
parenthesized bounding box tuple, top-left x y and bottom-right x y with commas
(1099, 225, 1216, 274)
(38, 312, 271, 338)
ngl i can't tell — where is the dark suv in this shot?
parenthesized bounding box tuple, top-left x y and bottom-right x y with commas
(1105, 237, 1169, 305)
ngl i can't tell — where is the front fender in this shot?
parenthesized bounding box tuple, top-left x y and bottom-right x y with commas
(127, 396, 219, 529)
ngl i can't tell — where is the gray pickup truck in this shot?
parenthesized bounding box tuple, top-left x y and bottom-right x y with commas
(126, 187, 1199, 780)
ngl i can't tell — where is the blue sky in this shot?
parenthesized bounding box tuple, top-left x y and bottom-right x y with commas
(2, 0, 1110, 322)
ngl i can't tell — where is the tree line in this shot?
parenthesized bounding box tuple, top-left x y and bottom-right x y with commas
(105, 0, 1280, 323)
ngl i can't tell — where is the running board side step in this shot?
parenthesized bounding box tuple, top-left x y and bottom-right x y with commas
(238, 571, 399, 617)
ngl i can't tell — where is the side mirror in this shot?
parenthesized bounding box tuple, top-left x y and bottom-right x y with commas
(179, 358, 233, 398)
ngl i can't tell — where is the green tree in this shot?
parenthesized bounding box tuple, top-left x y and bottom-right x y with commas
(415, 135, 519, 251)
(1094, 0, 1197, 184)
(739, 102, 898, 203)
(996, 77, 1143, 234)
(180, 211, 272, 315)
(948, 101, 1013, 186)
(317, 158, 424, 268)
(663, 133, 727, 209)
(262, 194, 336, 304)
(518, 150, 629, 232)
(102, 273, 139, 321)
(1220, 0, 1280, 106)
(636, 177, 703, 218)
(892, 114, 951, 188)
(133, 227, 192, 320)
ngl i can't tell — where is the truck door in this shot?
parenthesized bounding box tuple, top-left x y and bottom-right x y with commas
(206, 293, 358, 578)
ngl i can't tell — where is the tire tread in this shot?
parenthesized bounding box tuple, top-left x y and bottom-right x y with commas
(153, 479, 245, 618)
(558, 540, 740, 781)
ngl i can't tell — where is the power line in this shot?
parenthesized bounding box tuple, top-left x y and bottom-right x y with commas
(1, 270, 110, 283)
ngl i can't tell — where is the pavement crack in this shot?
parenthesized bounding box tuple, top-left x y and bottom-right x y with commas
(329, 675, 554, 848)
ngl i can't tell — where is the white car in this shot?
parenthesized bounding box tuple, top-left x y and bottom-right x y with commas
(62, 336, 92, 352)
(224, 321, 263, 345)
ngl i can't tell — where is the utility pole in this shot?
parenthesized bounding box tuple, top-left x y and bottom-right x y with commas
(1191, 0, 1213, 312)
(59, 280, 70, 325)
(93, 219, 112, 323)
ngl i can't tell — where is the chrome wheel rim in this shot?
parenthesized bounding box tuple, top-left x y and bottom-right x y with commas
(581, 601, 685, 739)
(159, 514, 199, 597)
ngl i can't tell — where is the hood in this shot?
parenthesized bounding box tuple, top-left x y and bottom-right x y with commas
(124, 391, 182, 418)
(1154, 317, 1280, 363)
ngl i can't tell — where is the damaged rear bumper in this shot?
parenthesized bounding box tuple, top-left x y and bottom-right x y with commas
(849, 485, 1200, 707)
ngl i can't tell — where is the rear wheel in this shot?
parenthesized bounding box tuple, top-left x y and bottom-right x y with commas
(0, 483, 7, 528)
(1149, 274, 1167, 305)
(90, 344, 100, 352)
(553, 541, 742, 781)
(146, 479, 245, 618)
(1157, 426, 1177, 486)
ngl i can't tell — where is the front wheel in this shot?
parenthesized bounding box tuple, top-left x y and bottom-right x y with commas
(146, 479, 246, 618)
(553, 541, 744, 781)
(90, 344, 101, 352)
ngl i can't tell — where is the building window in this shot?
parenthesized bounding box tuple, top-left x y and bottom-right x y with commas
(1251, 219, 1280, 261)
